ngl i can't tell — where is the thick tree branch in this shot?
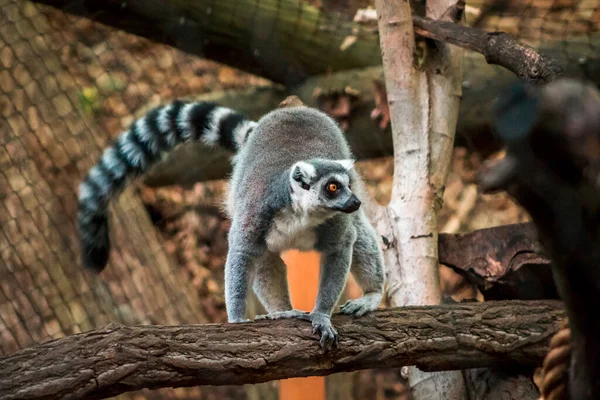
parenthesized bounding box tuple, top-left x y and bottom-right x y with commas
(0, 301, 564, 400)
(412, 15, 563, 83)
(31, 0, 381, 86)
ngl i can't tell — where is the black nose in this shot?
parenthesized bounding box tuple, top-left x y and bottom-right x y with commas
(340, 194, 361, 213)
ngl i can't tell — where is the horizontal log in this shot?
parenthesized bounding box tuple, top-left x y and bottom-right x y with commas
(32, 1, 596, 88)
(0, 300, 564, 400)
(31, 0, 380, 86)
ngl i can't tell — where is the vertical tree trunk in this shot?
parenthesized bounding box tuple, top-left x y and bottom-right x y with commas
(372, 0, 466, 399)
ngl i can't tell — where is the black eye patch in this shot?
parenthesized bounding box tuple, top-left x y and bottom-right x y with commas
(324, 180, 342, 198)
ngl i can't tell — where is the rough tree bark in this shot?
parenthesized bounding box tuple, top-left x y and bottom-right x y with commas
(0, 301, 565, 400)
(371, 0, 466, 399)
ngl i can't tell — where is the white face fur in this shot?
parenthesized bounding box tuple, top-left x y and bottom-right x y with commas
(289, 159, 355, 215)
(265, 159, 356, 253)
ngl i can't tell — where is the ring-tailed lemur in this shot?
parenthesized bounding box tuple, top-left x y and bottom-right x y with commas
(78, 100, 385, 349)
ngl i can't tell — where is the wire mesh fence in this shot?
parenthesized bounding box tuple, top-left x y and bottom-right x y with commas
(1, 0, 599, 399)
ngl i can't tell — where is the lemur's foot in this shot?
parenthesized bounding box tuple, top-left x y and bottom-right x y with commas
(228, 318, 250, 323)
(310, 312, 338, 350)
(255, 310, 338, 350)
(340, 294, 381, 317)
(255, 309, 310, 320)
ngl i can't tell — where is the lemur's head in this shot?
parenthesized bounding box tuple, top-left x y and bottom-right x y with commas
(289, 158, 361, 214)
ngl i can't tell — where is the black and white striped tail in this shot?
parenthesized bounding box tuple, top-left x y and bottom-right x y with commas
(77, 100, 256, 272)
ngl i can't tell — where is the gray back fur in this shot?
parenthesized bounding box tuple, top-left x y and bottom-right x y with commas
(226, 106, 353, 215)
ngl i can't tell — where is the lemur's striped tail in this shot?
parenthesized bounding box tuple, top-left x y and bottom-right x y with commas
(77, 101, 256, 272)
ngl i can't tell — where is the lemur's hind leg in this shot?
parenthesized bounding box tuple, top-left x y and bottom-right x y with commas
(224, 220, 263, 323)
(340, 216, 385, 317)
(253, 251, 309, 320)
(224, 247, 254, 323)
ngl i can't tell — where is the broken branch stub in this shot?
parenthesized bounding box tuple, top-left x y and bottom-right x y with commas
(438, 223, 556, 300)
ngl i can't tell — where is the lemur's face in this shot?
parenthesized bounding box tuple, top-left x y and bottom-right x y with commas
(289, 159, 360, 214)
(315, 172, 361, 213)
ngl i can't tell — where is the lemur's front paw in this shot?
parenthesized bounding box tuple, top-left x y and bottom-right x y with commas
(254, 310, 338, 350)
(340, 295, 380, 317)
(310, 312, 338, 350)
(255, 309, 310, 321)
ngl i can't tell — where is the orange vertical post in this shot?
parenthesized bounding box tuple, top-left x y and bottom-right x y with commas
(279, 250, 326, 400)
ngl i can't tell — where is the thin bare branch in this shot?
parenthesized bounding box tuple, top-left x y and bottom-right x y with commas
(412, 15, 563, 83)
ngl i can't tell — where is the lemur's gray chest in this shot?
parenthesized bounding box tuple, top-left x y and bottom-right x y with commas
(266, 210, 322, 253)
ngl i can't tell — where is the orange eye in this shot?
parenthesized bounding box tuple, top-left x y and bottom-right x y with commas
(328, 183, 338, 192)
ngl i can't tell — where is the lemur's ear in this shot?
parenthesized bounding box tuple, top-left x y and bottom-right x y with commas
(334, 159, 355, 171)
(290, 161, 316, 190)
